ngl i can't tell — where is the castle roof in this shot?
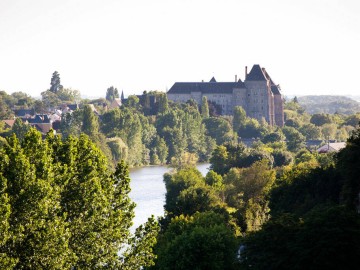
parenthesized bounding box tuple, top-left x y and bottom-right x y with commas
(262, 68, 281, 95)
(168, 80, 246, 94)
(246, 64, 267, 81)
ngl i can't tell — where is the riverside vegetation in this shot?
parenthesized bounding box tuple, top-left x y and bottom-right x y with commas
(1, 72, 360, 268)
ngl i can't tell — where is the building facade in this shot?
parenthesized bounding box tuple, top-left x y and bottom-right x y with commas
(167, 64, 284, 126)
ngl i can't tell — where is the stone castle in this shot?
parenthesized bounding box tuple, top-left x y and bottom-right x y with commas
(167, 64, 284, 126)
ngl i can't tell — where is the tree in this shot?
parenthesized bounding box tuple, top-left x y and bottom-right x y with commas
(0, 130, 74, 268)
(106, 86, 119, 101)
(233, 106, 247, 133)
(209, 145, 229, 175)
(337, 126, 360, 209)
(158, 93, 169, 114)
(11, 118, 29, 141)
(321, 123, 337, 139)
(272, 149, 293, 167)
(203, 117, 235, 145)
(240, 207, 360, 270)
(238, 118, 264, 139)
(50, 71, 63, 93)
(57, 87, 81, 103)
(153, 212, 239, 270)
(127, 95, 140, 107)
(262, 131, 284, 144)
(201, 96, 209, 118)
(41, 89, 61, 108)
(310, 113, 332, 126)
(282, 126, 306, 152)
(223, 160, 276, 231)
(0, 95, 13, 119)
(107, 137, 128, 162)
(0, 129, 159, 268)
(82, 104, 100, 138)
(163, 167, 205, 217)
(299, 123, 321, 140)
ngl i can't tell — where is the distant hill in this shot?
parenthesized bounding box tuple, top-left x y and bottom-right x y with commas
(296, 95, 360, 115)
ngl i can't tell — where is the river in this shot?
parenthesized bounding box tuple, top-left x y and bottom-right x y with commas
(129, 163, 210, 229)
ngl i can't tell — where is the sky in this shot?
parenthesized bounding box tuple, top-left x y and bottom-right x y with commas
(0, 0, 360, 98)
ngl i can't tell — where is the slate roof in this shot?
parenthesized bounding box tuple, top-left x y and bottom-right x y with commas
(27, 114, 50, 124)
(246, 64, 267, 81)
(14, 109, 35, 117)
(168, 81, 246, 94)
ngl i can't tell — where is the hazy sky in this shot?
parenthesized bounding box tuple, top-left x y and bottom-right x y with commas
(1, 0, 359, 98)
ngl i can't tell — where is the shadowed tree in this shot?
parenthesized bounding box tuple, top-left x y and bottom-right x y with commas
(50, 71, 63, 93)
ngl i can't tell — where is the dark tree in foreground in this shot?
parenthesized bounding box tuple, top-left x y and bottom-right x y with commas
(240, 206, 360, 270)
(153, 211, 239, 270)
(0, 129, 159, 269)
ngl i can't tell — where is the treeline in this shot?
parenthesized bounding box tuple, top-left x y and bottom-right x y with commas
(149, 127, 360, 269)
(2, 72, 360, 167)
(297, 95, 360, 114)
(2, 89, 360, 169)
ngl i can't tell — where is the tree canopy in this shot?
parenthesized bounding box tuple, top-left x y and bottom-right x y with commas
(0, 129, 159, 269)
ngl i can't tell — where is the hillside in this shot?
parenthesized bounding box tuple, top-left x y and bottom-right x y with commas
(297, 95, 360, 115)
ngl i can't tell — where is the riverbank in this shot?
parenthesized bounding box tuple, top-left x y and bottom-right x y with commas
(129, 163, 210, 230)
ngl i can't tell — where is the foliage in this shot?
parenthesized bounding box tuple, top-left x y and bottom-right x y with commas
(50, 71, 63, 93)
(232, 106, 247, 133)
(106, 86, 119, 101)
(240, 206, 360, 270)
(297, 95, 360, 115)
(11, 118, 30, 141)
(203, 117, 235, 145)
(337, 126, 360, 209)
(282, 126, 306, 152)
(0, 129, 159, 269)
(201, 96, 209, 118)
(224, 160, 276, 231)
(238, 118, 267, 139)
(163, 168, 206, 217)
(310, 113, 333, 126)
(153, 211, 239, 270)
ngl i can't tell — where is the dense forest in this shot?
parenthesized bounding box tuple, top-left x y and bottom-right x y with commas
(149, 123, 360, 269)
(1, 72, 360, 269)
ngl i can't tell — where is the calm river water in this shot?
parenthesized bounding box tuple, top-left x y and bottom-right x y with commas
(129, 163, 210, 229)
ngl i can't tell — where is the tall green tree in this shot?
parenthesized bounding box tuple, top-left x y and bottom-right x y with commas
(106, 86, 120, 101)
(201, 96, 209, 118)
(0, 129, 159, 269)
(50, 71, 63, 93)
(233, 106, 247, 133)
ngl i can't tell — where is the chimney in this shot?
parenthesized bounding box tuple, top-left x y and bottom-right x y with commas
(235, 75, 237, 82)
(245, 66, 248, 80)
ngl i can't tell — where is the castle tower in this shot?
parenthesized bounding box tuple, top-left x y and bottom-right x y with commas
(244, 64, 274, 125)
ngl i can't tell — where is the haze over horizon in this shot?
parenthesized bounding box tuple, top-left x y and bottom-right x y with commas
(1, 0, 359, 98)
